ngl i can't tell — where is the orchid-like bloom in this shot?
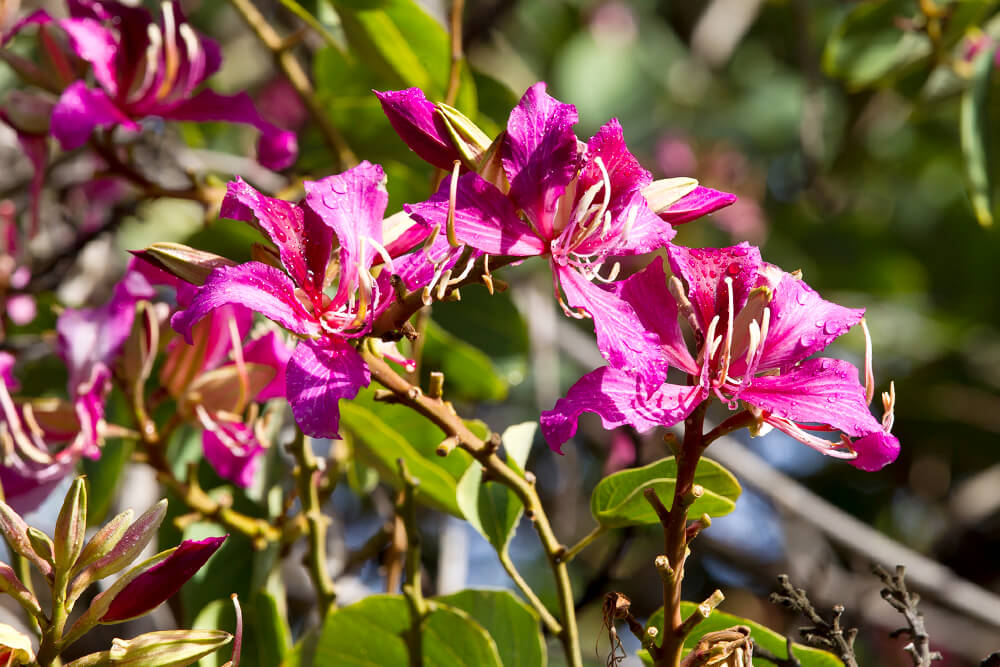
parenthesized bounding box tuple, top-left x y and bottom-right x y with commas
(173, 162, 399, 439)
(399, 83, 735, 383)
(541, 243, 900, 471)
(3, 0, 296, 169)
(0, 269, 152, 511)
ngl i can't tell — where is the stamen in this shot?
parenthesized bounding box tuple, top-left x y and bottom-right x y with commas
(592, 261, 621, 283)
(365, 236, 396, 273)
(702, 315, 720, 367)
(156, 1, 181, 100)
(230, 594, 243, 667)
(421, 222, 441, 252)
(446, 250, 478, 286)
(882, 380, 896, 432)
(177, 24, 203, 95)
(227, 316, 249, 413)
(446, 160, 461, 248)
(619, 206, 638, 246)
(436, 269, 452, 300)
(717, 277, 735, 385)
(571, 157, 613, 246)
(553, 273, 588, 319)
(768, 416, 858, 460)
(130, 25, 163, 103)
(861, 318, 875, 405)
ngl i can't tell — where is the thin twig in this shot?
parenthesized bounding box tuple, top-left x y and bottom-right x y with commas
(770, 574, 859, 667)
(289, 429, 337, 616)
(397, 459, 427, 667)
(227, 0, 357, 170)
(874, 564, 942, 666)
(444, 0, 466, 105)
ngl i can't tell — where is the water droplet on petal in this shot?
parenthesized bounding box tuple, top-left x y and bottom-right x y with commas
(824, 321, 841, 335)
(726, 261, 741, 276)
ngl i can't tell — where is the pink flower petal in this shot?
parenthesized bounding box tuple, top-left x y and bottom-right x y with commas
(286, 339, 369, 439)
(59, 17, 120, 97)
(541, 366, 705, 453)
(50, 81, 139, 149)
(849, 430, 900, 471)
(658, 186, 737, 226)
(405, 172, 546, 257)
(243, 331, 292, 401)
(502, 83, 579, 239)
(666, 242, 762, 333)
(201, 419, 264, 488)
(375, 88, 458, 170)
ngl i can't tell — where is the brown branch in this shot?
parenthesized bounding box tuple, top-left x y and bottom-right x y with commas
(874, 565, 942, 666)
(770, 574, 859, 667)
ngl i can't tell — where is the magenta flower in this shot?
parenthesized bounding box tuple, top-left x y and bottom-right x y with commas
(541, 243, 900, 471)
(101, 535, 226, 623)
(4, 0, 296, 169)
(400, 83, 734, 383)
(172, 162, 398, 439)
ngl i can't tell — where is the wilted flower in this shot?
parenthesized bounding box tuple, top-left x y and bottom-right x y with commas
(542, 243, 900, 471)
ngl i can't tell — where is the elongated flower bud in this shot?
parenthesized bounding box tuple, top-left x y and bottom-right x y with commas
(0, 562, 41, 618)
(0, 622, 34, 666)
(53, 476, 87, 572)
(132, 243, 237, 286)
(70, 508, 133, 579)
(0, 500, 52, 577)
(105, 629, 232, 666)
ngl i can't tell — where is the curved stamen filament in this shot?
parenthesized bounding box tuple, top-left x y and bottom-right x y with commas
(446, 160, 461, 248)
(861, 317, 875, 405)
(156, 1, 180, 100)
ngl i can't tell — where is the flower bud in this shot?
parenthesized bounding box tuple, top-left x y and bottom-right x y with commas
(0, 622, 34, 666)
(436, 103, 493, 171)
(0, 500, 53, 577)
(132, 243, 237, 287)
(1, 90, 53, 135)
(0, 563, 41, 618)
(26, 526, 54, 566)
(106, 629, 232, 666)
(71, 508, 133, 579)
(53, 476, 87, 572)
(642, 177, 699, 214)
(119, 301, 160, 391)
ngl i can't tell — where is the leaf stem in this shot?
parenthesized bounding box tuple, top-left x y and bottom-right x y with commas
(563, 525, 605, 563)
(226, 0, 357, 170)
(397, 459, 427, 667)
(361, 351, 583, 667)
(497, 550, 562, 635)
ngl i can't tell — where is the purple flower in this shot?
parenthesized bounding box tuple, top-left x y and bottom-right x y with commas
(541, 243, 900, 471)
(101, 535, 226, 623)
(172, 162, 399, 439)
(402, 83, 735, 384)
(4, 0, 296, 169)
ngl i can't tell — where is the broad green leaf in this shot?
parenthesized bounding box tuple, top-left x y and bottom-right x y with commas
(340, 402, 466, 516)
(456, 423, 536, 553)
(331, 0, 476, 112)
(640, 603, 842, 667)
(822, 1, 931, 90)
(590, 457, 740, 528)
(295, 594, 502, 666)
(961, 44, 997, 227)
(436, 590, 546, 667)
(422, 321, 508, 402)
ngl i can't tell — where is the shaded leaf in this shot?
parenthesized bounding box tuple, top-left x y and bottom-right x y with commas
(422, 320, 508, 402)
(435, 589, 546, 667)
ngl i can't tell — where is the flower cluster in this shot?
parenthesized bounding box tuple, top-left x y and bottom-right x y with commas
(160, 81, 899, 471)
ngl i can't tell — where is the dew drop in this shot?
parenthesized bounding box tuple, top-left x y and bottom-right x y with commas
(726, 262, 741, 276)
(824, 321, 841, 335)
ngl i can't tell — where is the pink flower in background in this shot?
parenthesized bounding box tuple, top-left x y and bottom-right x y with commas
(173, 162, 401, 439)
(3, 0, 296, 169)
(542, 243, 899, 471)
(403, 83, 735, 384)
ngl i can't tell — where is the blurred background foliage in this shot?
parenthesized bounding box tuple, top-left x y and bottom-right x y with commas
(4, 0, 1000, 665)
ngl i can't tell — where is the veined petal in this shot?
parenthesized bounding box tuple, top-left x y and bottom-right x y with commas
(221, 177, 331, 294)
(375, 88, 458, 170)
(100, 535, 226, 623)
(849, 430, 900, 471)
(609, 257, 698, 374)
(50, 81, 138, 150)
(657, 186, 737, 226)
(304, 161, 388, 307)
(558, 265, 668, 385)
(405, 172, 545, 256)
(574, 189, 671, 256)
(171, 262, 320, 340)
(286, 339, 369, 439)
(243, 331, 292, 401)
(666, 242, 761, 333)
(502, 83, 579, 238)
(740, 358, 883, 437)
(59, 17, 120, 97)
(201, 418, 264, 488)
(167, 90, 298, 170)
(757, 273, 864, 372)
(541, 366, 704, 453)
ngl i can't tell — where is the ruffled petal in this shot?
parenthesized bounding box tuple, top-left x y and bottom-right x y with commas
(50, 81, 138, 150)
(167, 90, 297, 170)
(286, 339, 369, 439)
(59, 17, 120, 96)
(171, 262, 320, 340)
(243, 331, 292, 401)
(541, 366, 705, 453)
(304, 161, 388, 306)
(740, 358, 883, 437)
(201, 418, 264, 487)
(405, 172, 545, 256)
(657, 186, 737, 226)
(502, 83, 579, 238)
(666, 242, 761, 333)
(610, 257, 698, 374)
(375, 88, 458, 170)
(756, 273, 864, 372)
(221, 177, 332, 294)
(558, 264, 668, 385)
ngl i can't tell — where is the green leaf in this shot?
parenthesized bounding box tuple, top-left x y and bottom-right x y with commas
(961, 43, 997, 227)
(340, 402, 467, 516)
(332, 0, 476, 112)
(435, 590, 546, 667)
(456, 423, 536, 553)
(640, 603, 842, 667)
(590, 457, 741, 528)
(292, 595, 502, 666)
(421, 321, 508, 402)
(822, 1, 931, 90)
